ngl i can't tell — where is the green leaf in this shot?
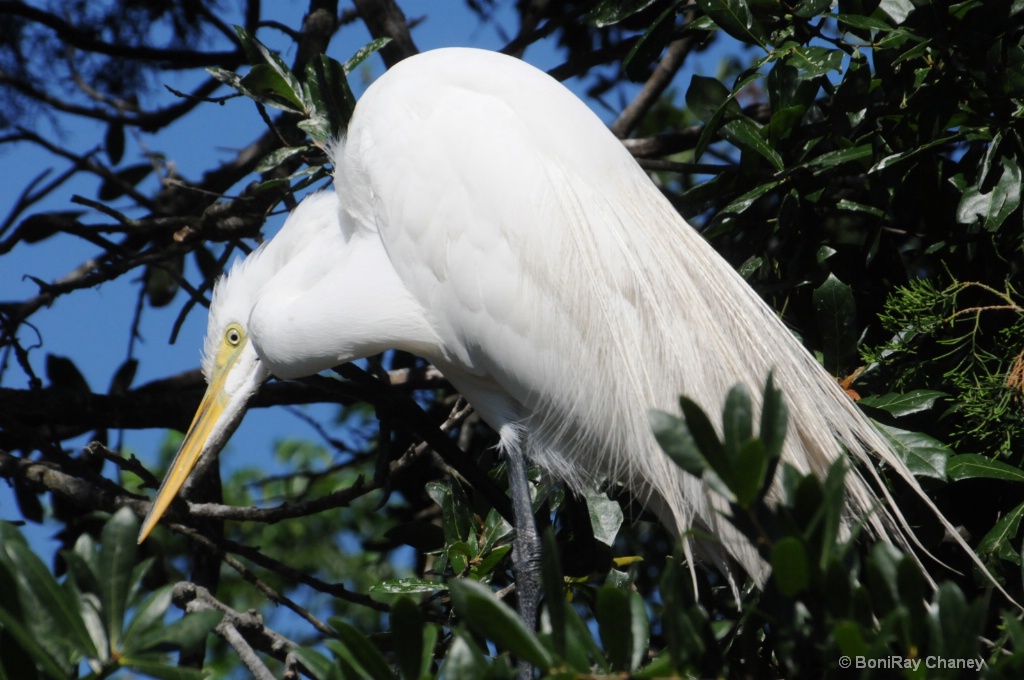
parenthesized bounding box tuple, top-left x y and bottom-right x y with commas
(733, 438, 768, 507)
(597, 586, 632, 671)
(715, 179, 781, 216)
(564, 600, 610, 672)
(99, 507, 138, 650)
(627, 590, 649, 671)
(291, 646, 344, 680)
(307, 53, 356, 140)
(121, 586, 173, 651)
(255, 145, 308, 173)
(369, 577, 447, 594)
(722, 383, 753, 457)
(771, 537, 810, 596)
(977, 501, 1024, 561)
(540, 529, 566, 658)
(470, 544, 512, 579)
(685, 74, 732, 124)
(788, 45, 845, 78)
(479, 508, 514, 554)
(443, 629, 489, 680)
(759, 372, 789, 460)
(0, 561, 73, 680)
(390, 597, 424, 680)
(117, 657, 208, 679)
(327, 618, 393, 680)
(586, 0, 660, 26)
(448, 541, 474, 575)
(793, 0, 832, 17)
(448, 578, 556, 670)
(865, 543, 902, 614)
(126, 609, 222, 654)
(947, 454, 1024, 483)
(869, 134, 960, 173)
(649, 409, 707, 478)
(240, 63, 305, 111)
(720, 116, 782, 171)
(678, 396, 725, 464)
(858, 390, 946, 417)
(875, 423, 950, 480)
(344, 38, 392, 73)
(585, 488, 624, 546)
(0, 524, 98, 660)
(694, 0, 766, 45)
(686, 75, 741, 163)
(812, 274, 858, 376)
(835, 13, 895, 31)
(233, 25, 304, 108)
(803, 144, 873, 169)
(957, 156, 1022, 231)
(431, 479, 474, 545)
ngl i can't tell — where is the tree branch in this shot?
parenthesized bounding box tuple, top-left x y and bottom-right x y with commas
(610, 38, 693, 139)
(0, 2, 245, 68)
(352, 0, 419, 67)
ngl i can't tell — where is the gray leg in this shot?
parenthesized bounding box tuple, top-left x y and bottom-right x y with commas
(505, 442, 542, 633)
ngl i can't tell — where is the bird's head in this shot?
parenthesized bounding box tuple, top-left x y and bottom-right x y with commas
(137, 255, 272, 542)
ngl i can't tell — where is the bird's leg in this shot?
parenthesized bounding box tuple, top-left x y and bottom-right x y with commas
(506, 444, 542, 631)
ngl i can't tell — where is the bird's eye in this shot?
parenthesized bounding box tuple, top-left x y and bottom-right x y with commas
(225, 324, 243, 346)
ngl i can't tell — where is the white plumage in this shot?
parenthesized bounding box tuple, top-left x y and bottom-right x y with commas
(140, 47, 973, 595)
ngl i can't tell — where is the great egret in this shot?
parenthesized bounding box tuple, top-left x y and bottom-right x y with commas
(138, 48, 979, 620)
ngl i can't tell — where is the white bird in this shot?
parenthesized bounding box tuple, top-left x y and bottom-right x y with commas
(138, 48, 981, 614)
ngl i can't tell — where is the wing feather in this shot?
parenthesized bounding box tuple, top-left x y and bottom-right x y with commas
(335, 48, 969, 591)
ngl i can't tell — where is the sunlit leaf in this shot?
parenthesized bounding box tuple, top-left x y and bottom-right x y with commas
(449, 579, 555, 670)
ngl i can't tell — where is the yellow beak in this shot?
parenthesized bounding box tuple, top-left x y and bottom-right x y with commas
(138, 333, 263, 543)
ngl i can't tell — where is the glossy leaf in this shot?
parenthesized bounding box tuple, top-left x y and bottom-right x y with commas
(125, 609, 222, 654)
(858, 390, 946, 417)
(586, 0, 659, 26)
(442, 630, 489, 680)
(98, 507, 138, 650)
(721, 117, 784, 171)
(344, 37, 392, 73)
(390, 597, 424, 680)
(0, 524, 97, 660)
(240, 64, 305, 111)
(812, 274, 858, 376)
(597, 585, 632, 670)
(694, 0, 765, 44)
(369, 577, 447, 594)
(650, 409, 707, 478)
(118, 658, 207, 679)
(759, 372, 788, 460)
(976, 501, 1024, 563)
(291, 646, 344, 680)
(540, 528, 566, 658)
(628, 590, 650, 671)
(0, 557, 72, 679)
(327, 618, 393, 680)
(947, 454, 1024, 483)
(875, 423, 950, 480)
(722, 383, 753, 457)
(448, 578, 555, 670)
(121, 586, 173, 649)
(585, 488, 624, 546)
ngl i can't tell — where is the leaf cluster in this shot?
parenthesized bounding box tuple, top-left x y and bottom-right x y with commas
(0, 508, 221, 680)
